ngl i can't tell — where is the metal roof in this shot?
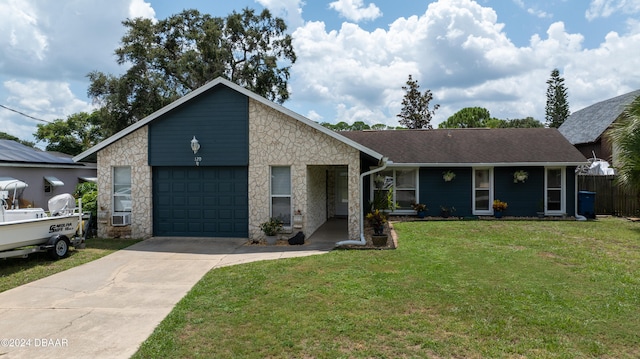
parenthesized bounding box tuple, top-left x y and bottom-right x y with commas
(0, 140, 76, 165)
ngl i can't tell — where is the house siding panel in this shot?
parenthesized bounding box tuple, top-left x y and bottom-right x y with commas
(417, 166, 577, 218)
(494, 167, 544, 217)
(418, 167, 472, 217)
(148, 85, 249, 167)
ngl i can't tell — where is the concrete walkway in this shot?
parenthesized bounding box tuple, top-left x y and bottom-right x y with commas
(0, 221, 342, 359)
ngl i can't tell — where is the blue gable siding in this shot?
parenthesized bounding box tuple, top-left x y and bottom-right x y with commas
(419, 168, 473, 217)
(494, 167, 544, 216)
(148, 85, 249, 166)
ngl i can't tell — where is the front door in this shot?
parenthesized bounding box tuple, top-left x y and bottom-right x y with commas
(335, 168, 349, 217)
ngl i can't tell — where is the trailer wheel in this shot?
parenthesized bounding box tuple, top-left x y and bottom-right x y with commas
(49, 236, 70, 259)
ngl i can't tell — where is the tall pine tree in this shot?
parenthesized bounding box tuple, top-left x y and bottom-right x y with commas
(397, 75, 439, 129)
(545, 68, 570, 128)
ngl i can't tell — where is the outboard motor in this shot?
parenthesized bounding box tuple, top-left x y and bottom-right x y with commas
(48, 193, 76, 216)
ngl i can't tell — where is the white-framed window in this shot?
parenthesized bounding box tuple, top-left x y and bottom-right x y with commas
(113, 166, 132, 213)
(545, 167, 565, 215)
(371, 168, 417, 213)
(270, 166, 291, 226)
(473, 167, 493, 215)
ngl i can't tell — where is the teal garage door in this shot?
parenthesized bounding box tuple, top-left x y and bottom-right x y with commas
(153, 167, 248, 237)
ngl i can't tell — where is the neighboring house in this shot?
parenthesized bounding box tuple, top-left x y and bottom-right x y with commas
(0, 140, 97, 208)
(559, 89, 640, 164)
(341, 128, 587, 218)
(74, 78, 587, 242)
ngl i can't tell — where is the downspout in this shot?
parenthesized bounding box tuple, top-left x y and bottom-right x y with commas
(574, 168, 587, 221)
(336, 157, 391, 246)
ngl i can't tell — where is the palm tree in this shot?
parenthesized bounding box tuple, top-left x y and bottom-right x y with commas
(607, 95, 640, 191)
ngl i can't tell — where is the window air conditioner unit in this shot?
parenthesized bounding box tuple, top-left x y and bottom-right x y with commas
(111, 213, 131, 226)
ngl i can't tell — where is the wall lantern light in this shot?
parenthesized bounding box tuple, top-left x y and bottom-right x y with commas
(190, 136, 200, 154)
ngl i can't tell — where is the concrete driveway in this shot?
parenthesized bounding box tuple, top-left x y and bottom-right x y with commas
(0, 233, 336, 359)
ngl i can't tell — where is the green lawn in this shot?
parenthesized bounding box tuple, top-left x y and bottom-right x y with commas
(0, 238, 142, 293)
(133, 218, 640, 358)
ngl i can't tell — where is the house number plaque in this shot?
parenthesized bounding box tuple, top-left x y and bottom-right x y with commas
(194, 156, 202, 166)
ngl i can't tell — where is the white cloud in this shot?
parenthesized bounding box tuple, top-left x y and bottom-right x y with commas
(4, 80, 92, 116)
(586, 0, 640, 20)
(129, 0, 156, 20)
(329, 0, 382, 22)
(527, 8, 551, 19)
(305, 110, 323, 122)
(0, 1, 131, 81)
(291, 0, 640, 127)
(255, 0, 305, 29)
(512, 0, 552, 19)
(0, 1, 131, 142)
(0, 0, 48, 62)
(1, 80, 93, 142)
(2, 0, 640, 139)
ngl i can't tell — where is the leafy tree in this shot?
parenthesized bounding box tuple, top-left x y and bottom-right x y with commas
(545, 68, 570, 128)
(0, 132, 35, 147)
(397, 75, 439, 129)
(320, 121, 350, 131)
(33, 111, 104, 155)
(88, 8, 296, 136)
(320, 121, 384, 131)
(439, 107, 492, 128)
(498, 117, 545, 128)
(607, 96, 640, 191)
(350, 121, 371, 131)
(371, 123, 390, 130)
(485, 118, 506, 128)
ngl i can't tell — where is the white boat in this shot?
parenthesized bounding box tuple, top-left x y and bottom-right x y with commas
(0, 179, 83, 259)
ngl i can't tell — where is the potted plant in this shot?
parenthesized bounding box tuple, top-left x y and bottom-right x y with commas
(411, 202, 427, 218)
(366, 209, 388, 247)
(493, 199, 508, 218)
(366, 209, 387, 235)
(442, 170, 456, 182)
(259, 217, 283, 245)
(440, 205, 455, 218)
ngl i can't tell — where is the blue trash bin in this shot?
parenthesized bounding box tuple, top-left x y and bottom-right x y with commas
(578, 191, 596, 219)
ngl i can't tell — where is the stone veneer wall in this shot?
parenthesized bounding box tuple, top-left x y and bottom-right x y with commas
(248, 99, 362, 241)
(96, 126, 152, 238)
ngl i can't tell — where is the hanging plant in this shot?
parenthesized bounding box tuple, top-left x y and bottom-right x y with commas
(513, 170, 528, 183)
(442, 170, 456, 182)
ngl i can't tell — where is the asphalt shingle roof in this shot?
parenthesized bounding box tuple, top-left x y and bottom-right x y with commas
(558, 89, 640, 145)
(0, 140, 76, 165)
(340, 128, 587, 165)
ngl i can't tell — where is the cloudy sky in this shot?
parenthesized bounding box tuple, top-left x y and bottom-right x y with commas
(2, 0, 640, 146)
